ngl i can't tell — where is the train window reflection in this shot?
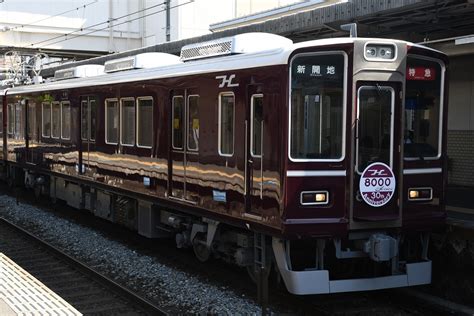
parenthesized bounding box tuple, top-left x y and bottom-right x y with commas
(105, 99, 119, 144)
(187, 95, 199, 152)
(251, 95, 263, 157)
(290, 53, 345, 160)
(137, 97, 153, 148)
(42, 102, 51, 138)
(61, 101, 70, 140)
(172, 96, 184, 150)
(219, 93, 234, 157)
(405, 57, 443, 159)
(120, 98, 135, 146)
(51, 102, 60, 139)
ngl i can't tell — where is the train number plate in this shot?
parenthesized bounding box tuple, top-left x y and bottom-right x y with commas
(359, 162, 396, 207)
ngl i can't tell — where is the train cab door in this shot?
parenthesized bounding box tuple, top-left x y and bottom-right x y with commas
(351, 82, 402, 228)
(245, 85, 264, 217)
(79, 96, 97, 175)
(169, 89, 199, 203)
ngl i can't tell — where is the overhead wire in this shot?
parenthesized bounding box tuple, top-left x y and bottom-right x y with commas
(28, 1, 193, 49)
(5, 0, 99, 33)
(26, 1, 167, 48)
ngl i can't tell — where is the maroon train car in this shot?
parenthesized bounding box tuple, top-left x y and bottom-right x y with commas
(0, 33, 447, 294)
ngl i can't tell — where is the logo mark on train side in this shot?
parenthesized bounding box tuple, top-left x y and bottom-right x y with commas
(215, 74, 239, 88)
(359, 162, 396, 207)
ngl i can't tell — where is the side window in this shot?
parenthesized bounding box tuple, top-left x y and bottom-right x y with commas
(120, 98, 135, 146)
(105, 99, 119, 144)
(81, 100, 88, 140)
(90, 99, 96, 141)
(7, 103, 14, 136)
(28, 102, 36, 140)
(15, 103, 23, 138)
(42, 102, 51, 138)
(218, 93, 235, 156)
(172, 96, 184, 150)
(0, 105, 3, 136)
(137, 97, 153, 148)
(51, 101, 60, 139)
(251, 94, 263, 157)
(187, 95, 199, 151)
(61, 101, 70, 140)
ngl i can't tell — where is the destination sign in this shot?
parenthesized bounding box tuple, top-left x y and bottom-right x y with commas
(406, 67, 436, 81)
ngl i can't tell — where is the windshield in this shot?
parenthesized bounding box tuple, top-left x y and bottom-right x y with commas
(404, 57, 443, 159)
(290, 53, 345, 160)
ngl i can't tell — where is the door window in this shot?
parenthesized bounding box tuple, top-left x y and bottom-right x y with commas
(251, 94, 263, 157)
(357, 86, 394, 173)
(172, 96, 184, 150)
(187, 95, 199, 151)
(218, 92, 235, 156)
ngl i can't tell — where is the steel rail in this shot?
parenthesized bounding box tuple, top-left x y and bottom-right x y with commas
(0, 216, 169, 316)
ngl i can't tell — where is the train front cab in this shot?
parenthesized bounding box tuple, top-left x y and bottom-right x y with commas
(276, 39, 447, 295)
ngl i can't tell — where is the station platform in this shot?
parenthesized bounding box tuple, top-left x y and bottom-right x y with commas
(0, 253, 81, 315)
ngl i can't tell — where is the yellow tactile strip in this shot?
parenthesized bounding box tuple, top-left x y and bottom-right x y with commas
(0, 253, 82, 316)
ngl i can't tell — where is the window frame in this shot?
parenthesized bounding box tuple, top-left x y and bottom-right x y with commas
(250, 94, 263, 158)
(288, 51, 348, 162)
(404, 54, 445, 161)
(41, 101, 51, 138)
(136, 96, 154, 149)
(172, 95, 184, 150)
(186, 94, 199, 152)
(218, 92, 235, 157)
(105, 98, 119, 145)
(51, 101, 60, 139)
(120, 97, 136, 147)
(60, 101, 71, 140)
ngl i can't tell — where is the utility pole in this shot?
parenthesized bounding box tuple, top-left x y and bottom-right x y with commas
(165, 0, 170, 42)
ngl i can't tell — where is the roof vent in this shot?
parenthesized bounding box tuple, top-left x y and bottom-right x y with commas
(104, 52, 180, 73)
(180, 32, 293, 61)
(54, 65, 104, 81)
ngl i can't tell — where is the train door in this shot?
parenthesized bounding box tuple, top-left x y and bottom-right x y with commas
(352, 82, 402, 227)
(245, 85, 264, 216)
(169, 89, 199, 202)
(80, 96, 97, 175)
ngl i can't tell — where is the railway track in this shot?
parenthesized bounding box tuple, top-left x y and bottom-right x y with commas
(0, 187, 467, 315)
(0, 216, 168, 315)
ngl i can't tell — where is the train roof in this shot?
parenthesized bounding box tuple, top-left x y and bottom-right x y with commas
(7, 34, 444, 96)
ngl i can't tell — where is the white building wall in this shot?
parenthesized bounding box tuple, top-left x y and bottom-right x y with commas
(0, 0, 145, 52)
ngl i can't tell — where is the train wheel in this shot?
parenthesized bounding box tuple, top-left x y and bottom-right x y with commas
(192, 233, 210, 262)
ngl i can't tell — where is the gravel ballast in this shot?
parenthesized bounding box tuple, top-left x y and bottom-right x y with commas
(0, 195, 263, 314)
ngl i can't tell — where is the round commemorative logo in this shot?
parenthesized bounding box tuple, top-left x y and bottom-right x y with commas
(359, 162, 396, 207)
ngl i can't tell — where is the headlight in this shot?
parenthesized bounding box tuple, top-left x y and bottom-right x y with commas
(301, 191, 329, 205)
(365, 44, 396, 60)
(408, 187, 433, 201)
